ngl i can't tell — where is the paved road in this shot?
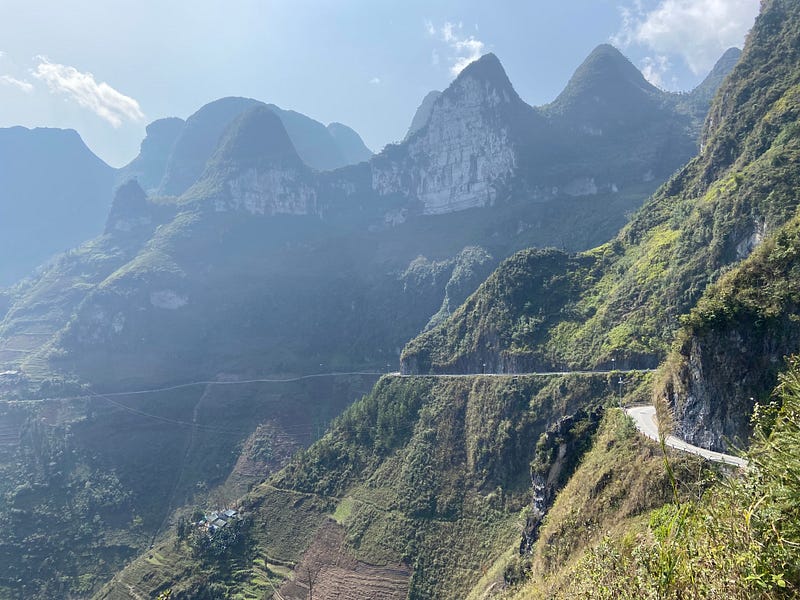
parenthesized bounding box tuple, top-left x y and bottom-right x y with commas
(626, 405, 747, 468)
(393, 369, 655, 378)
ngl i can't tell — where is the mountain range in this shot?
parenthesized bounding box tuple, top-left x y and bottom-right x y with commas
(0, 31, 782, 600)
(0, 103, 373, 289)
(0, 45, 734, 387)
(108, 3, 797, 597)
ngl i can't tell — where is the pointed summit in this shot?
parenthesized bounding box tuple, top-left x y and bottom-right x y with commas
(444, 53, 522, 106)
(105, 179, 151, 234)
(691, 47, 742, 105)
(547, 44, 663, 128)
(159, 97, 263, 196)
(378, 52, 542, 216)
(573, 44, 656, 91)
(188, 105, 316, 215)
(209, 104, 302, 169)
(404, 91, 442, 140)
(457, 53, 509, 84)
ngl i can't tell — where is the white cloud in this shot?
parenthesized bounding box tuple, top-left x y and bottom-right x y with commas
(0, 75, 34, 93)
(614, 0, 759, 74)
(426, 20, 486, 76)
(32, 58, 145, 127)
(370, 77, 381, 85)
(640, 55, 673, 88)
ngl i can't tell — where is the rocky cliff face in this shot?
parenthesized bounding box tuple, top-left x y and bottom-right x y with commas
(373, 54, 534, 215)
(404, 90, 442, 140)
(660, 215, 800, 452)
(665, 322, 800, 451)
(521, 408, 602, 554)
(189, 105, 319, 216)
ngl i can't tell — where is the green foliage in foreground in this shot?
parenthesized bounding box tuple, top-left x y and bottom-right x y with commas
(547, 360, 800, 599)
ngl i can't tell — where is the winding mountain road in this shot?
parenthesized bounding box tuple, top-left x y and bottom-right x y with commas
(393, 369, 656, 378)
(626, 405, 747, 468)
(15, 367, 745, 467)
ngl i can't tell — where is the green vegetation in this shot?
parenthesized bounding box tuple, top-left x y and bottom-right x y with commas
(403, 0, 800, 375)
(507, 359, 800, 599)
(101, 373, 634, 599)
(654, 210, 800, 448)
(1, 2, 796, 598)
(0, 375, 375, 599)
(0, 398, 148, 599)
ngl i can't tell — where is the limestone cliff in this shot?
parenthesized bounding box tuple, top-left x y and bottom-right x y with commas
(660, 216, 800, 451)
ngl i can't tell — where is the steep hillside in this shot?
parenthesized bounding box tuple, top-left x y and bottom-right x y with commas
(687, 47, 743, 109)
(659, 211, 800, 451)
(503, 359, 800, 599)
(97, 373, 647, 599)
(403, 2, 800, 380)
(0, 127, 116, 286)
(483, 408, 710, 600)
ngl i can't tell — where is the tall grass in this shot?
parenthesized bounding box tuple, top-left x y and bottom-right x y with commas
(561, 358, 800, 599)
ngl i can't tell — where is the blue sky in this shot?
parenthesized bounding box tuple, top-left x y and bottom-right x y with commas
(0, 0, 759, 167)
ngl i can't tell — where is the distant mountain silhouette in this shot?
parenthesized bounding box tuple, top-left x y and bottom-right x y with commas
(327, 122, 373, 164)
(118, 117, 185, 193)
(0, 126, 115, 286)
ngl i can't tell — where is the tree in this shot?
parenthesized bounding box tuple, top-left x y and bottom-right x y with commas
(301, 563, 322, 600)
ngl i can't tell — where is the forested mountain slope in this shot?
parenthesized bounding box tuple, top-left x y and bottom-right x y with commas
(402, 0, 800, 389)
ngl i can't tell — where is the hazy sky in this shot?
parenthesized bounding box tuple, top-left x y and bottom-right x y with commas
(0, 0, 760, 167)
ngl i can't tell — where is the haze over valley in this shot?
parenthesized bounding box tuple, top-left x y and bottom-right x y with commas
(2, 1, 800, 598)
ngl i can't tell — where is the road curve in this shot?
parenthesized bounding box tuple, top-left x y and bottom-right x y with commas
(626, 405, 747, 468)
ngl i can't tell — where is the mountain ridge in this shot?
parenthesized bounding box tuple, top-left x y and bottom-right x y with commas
(0, 41, 745, 600)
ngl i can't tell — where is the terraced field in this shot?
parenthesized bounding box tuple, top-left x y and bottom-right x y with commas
(278, 521, 410, 600)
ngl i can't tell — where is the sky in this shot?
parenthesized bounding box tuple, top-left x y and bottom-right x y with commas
(0, 0, 760, 167)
